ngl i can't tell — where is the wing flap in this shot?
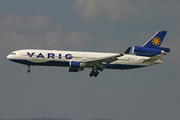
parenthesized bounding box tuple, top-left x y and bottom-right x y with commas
(84, 47, 131, 65)
(84, 53, 124, 64)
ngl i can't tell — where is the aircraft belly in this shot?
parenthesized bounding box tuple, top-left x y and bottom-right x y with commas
(9, 59, 69, 67)
(104, 63, 145, 69)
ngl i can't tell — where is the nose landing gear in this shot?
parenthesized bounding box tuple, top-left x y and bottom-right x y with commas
(27, 65, 31, 73)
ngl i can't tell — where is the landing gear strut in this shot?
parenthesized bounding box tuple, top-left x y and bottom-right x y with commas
(89, 64, 104, 77)
(27, 65, 31, 73)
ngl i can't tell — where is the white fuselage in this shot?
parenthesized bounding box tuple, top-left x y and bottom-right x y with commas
(6, 30, 168, 77)
(7, 49, 162, 70)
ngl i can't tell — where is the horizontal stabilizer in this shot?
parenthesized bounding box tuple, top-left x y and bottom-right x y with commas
(142, 53, 166, 63)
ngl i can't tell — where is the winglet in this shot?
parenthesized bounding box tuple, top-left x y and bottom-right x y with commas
(124, 47, 131, 54)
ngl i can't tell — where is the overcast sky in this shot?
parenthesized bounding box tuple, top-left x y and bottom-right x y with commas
(0, 0, 180, 119)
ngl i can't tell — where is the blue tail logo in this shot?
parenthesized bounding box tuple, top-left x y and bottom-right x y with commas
(143, 31, 167, 48)
(152, 37, 161, 46)
(133, 30, 170, 57)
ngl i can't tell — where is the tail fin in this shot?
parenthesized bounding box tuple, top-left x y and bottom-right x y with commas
(132, 31, 170, 57)
(143, 31, 167, 48)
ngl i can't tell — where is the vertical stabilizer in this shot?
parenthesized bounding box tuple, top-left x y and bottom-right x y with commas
(143, 31, 167, 48)
(132, 31, 170, 57)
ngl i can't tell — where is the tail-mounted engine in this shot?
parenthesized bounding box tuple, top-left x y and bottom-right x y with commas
(68, 61, 84, 72)
(132, 46, 170, 57)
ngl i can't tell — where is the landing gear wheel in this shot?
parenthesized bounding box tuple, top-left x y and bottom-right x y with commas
(89, 71, 94, 77)
(27, 65, 31, 73)
(89, 70, 99, 77)
(94, 71, 99, 77)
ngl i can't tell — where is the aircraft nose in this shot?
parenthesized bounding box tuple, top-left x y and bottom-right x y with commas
(7, 54, 15, 60)
(7, 54, 11, 59)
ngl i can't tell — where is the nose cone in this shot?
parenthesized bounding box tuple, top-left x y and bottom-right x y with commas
(7, 53, 16, 60)
(7, 54, 11, 59)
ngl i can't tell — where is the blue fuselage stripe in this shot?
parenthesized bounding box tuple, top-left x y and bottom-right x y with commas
(9, 59, 145, 69)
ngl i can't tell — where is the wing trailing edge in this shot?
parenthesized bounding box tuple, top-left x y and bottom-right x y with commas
(84, 47, 131, 64)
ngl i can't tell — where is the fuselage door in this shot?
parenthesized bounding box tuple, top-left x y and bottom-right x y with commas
(131, 57, 135, 64)
(82, 55, 87, 61)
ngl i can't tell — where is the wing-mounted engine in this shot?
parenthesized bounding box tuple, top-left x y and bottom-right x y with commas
(132, 46, 170, 57)
(68, 61, 84, 72)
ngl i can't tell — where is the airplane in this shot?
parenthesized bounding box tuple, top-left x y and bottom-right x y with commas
(7, 30, 170, 77)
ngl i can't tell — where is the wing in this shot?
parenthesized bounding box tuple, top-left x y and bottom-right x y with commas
(84, 47, 131, 66)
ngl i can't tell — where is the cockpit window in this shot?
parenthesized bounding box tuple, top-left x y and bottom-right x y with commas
(11, 53, 16, 55)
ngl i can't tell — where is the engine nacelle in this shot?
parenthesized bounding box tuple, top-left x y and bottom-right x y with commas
(132, 46, 165, 56)
(68, 61, 84, 72)
(68, 68, 79, 72)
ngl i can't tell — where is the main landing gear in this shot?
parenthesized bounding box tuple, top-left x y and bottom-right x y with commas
(27, 65, 31, 73)
(89, 64, 105, 77)
(89, 70, 99, 77)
